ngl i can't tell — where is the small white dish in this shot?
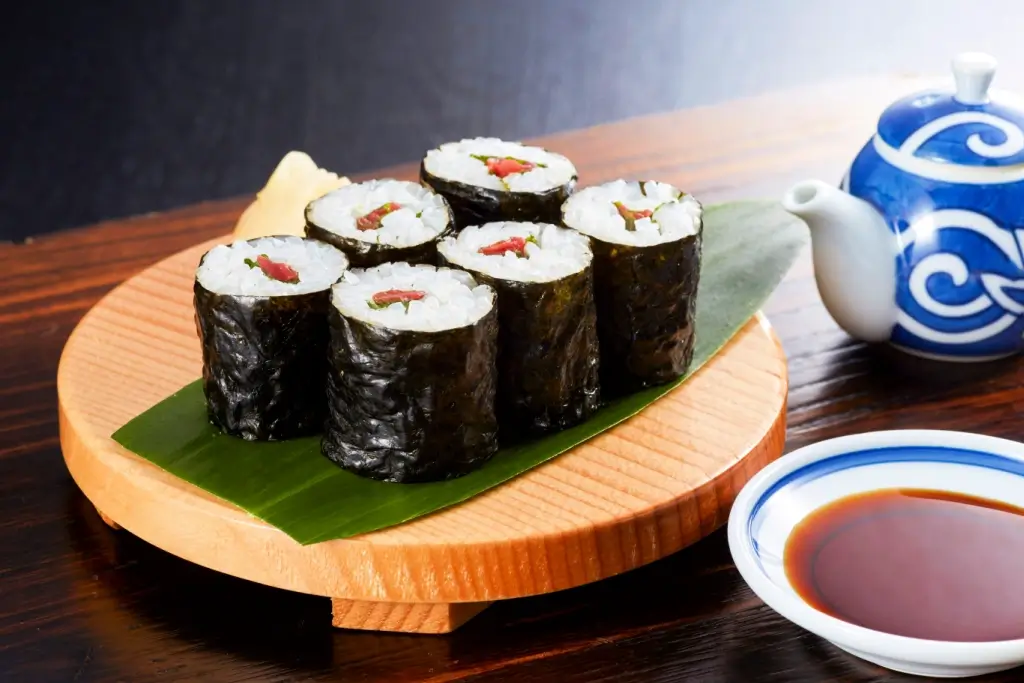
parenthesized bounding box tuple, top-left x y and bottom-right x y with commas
(727, 429, 1024, 678)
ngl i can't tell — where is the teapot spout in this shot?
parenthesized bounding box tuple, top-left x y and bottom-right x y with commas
(782, 180, 898, 343)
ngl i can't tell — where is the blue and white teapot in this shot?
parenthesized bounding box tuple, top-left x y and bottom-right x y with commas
(783, 52, 1024, 362)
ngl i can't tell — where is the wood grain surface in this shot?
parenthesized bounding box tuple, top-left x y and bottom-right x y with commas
(330, 599, 492, 634)
(6, 75, 1024, 681)
(57, 235, 786, 621)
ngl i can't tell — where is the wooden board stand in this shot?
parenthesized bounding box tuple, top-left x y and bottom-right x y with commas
(57, 237, 788, 634)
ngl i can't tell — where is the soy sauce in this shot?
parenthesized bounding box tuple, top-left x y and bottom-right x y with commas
(785, 488, 1024, 642)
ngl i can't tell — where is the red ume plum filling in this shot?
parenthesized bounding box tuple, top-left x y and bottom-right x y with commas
(355, 202, 403, 232)
(371, 289, 426, 306)
(244, 254, 301, 284)
(476, 235, 538, 258)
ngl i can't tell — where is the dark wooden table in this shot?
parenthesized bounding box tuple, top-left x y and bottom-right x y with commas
(4, 75, 1023, 683)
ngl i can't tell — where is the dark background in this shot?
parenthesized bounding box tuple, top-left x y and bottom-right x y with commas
(3, 0, 1022, 242)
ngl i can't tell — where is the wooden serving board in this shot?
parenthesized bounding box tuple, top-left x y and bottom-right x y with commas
(57, 236, 788, 634)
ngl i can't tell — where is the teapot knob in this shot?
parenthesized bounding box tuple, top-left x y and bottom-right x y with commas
(952, 52, 998, 105)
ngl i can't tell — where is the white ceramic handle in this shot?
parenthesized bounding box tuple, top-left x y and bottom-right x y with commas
(952, 52, 998, 104)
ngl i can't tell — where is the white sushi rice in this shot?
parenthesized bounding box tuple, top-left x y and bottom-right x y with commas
(332, 262, 495, 332)
(306, 179, 450, 247)
(196, 236, 349, 297)
(437, 221, 591, 283)
(423, 137, 576, 193)
(562, 180, 702, 247)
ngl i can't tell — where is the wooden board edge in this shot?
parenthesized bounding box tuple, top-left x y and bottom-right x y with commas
(57, 313, 787, 604)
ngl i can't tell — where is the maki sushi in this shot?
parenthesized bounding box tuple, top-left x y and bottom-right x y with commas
(437, 222, 599, 437)
(420, 137, 577, 230)
(193, 235, 349, 440)
(323, 262, 499, 483)
(304, 179, 454, 268)
(562, 180, 703, 394)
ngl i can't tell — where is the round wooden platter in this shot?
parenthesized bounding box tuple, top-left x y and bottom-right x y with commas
(57, 236, 788, 635)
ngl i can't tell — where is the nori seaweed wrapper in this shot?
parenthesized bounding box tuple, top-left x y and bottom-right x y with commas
(304, 200, 455, 268)
(193, 279, 332, 441)
(587, 226, 703, 395)
(322, 303, 500, 483)
(420, 160, 576, 231)
(439, 255, 600, 437)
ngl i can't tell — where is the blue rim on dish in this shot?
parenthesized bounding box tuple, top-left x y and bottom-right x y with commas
(746, 444, 1024, 570)
(727, 430, 1024, 678)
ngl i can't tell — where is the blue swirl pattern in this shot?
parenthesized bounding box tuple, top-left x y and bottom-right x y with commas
(848, 107, 1024, 359)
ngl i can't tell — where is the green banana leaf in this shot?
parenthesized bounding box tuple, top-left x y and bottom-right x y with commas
(112, 200, 807, 545)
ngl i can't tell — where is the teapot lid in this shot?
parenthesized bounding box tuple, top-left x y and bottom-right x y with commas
(875, 53, 1024, 171)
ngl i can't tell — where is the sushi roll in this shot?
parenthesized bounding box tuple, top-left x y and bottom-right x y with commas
(323, 263, 499, 483)
(304, 178, 454, 268)
(437, 221, 599, 436)
(420, 137, 577, 231)
(194, 235, 349, 440)
(561, 180, 703, 394)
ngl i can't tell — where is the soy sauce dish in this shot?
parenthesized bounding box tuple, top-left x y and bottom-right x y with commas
(727, 430, 1024, 678)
